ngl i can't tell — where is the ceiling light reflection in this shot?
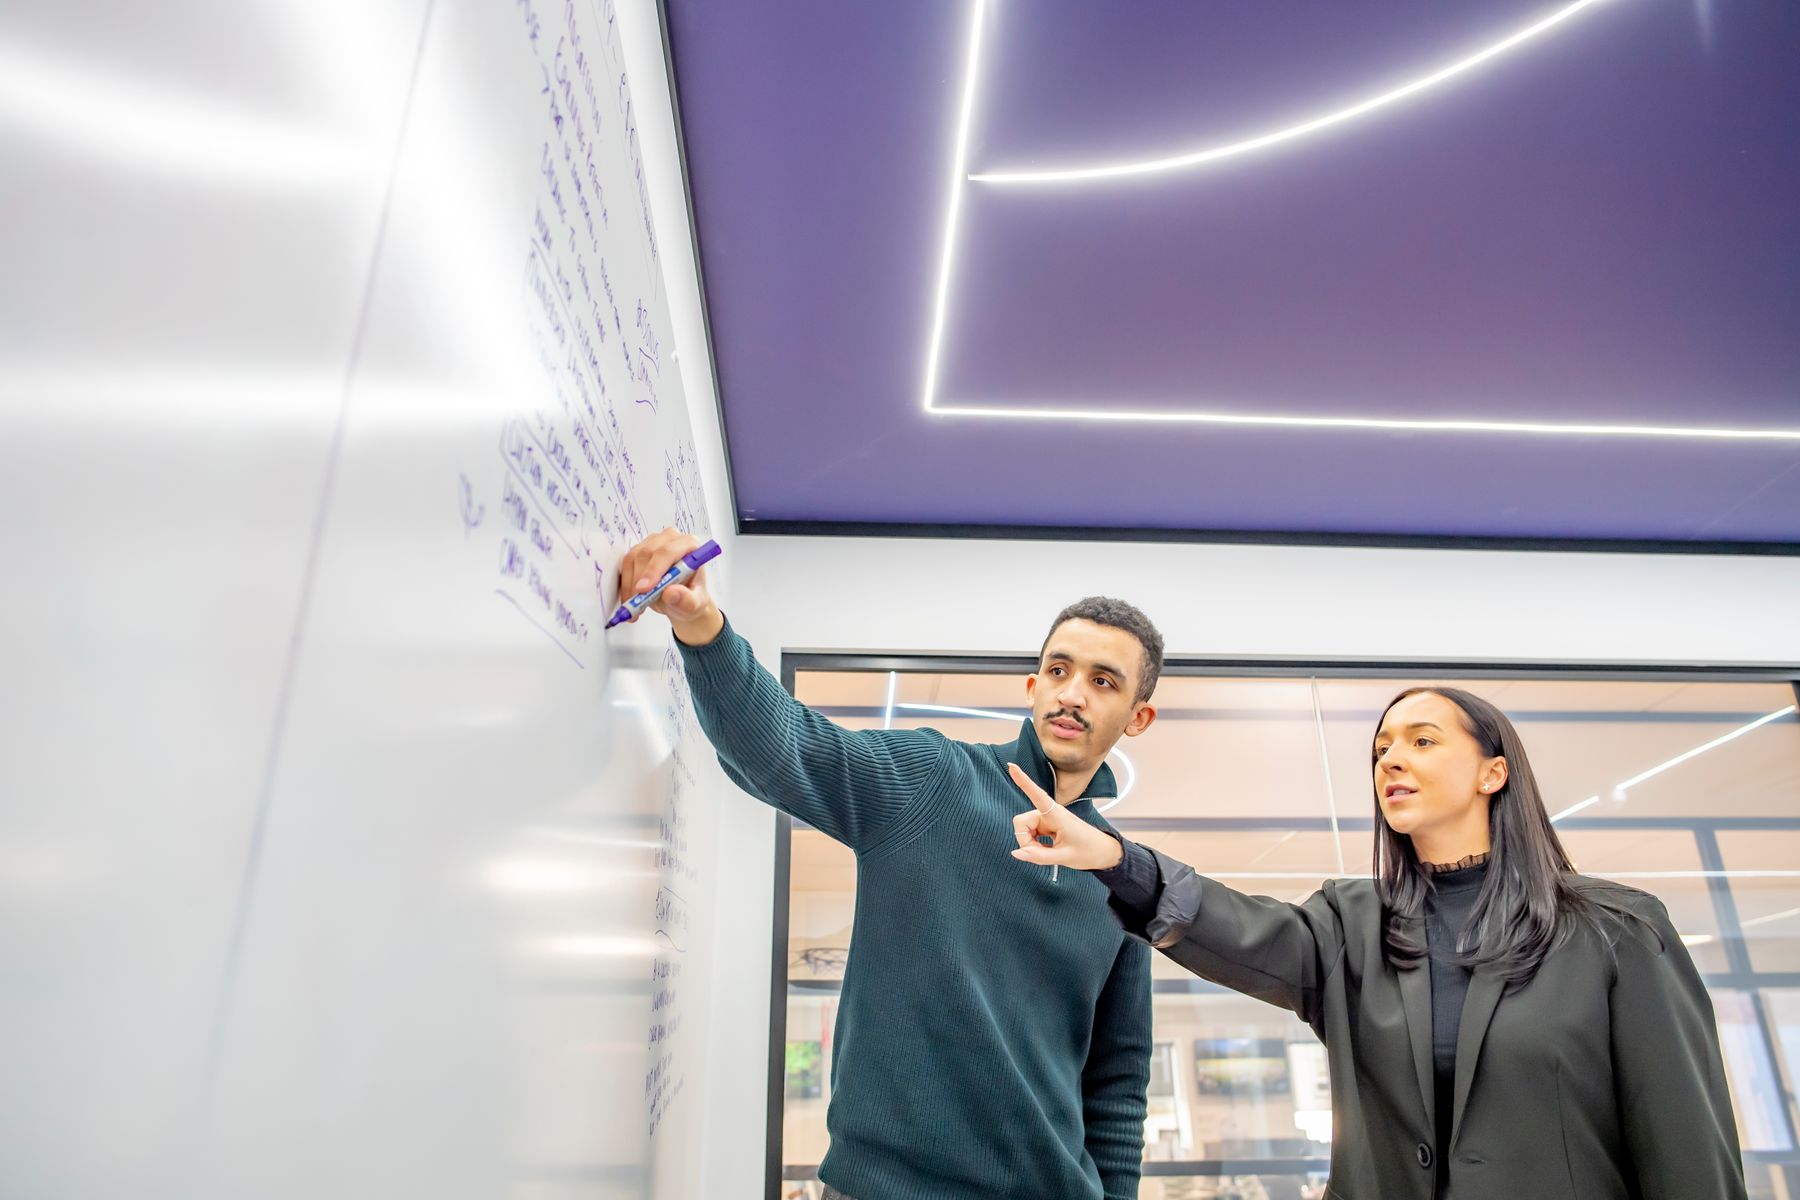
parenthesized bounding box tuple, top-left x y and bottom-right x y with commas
(484, 858, 628, 894)
(0, 37, 371, 189)
(529, 934, 660, 958)
(1613, 705, 1797, 793)
(1740, 905, 1800, 931)
(1552, 704, 1797, 822)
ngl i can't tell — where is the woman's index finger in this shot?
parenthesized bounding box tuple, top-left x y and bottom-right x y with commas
(1005, 762, 1056, 814)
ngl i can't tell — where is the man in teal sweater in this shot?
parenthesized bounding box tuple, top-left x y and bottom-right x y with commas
(618, 531, 1160, 1200)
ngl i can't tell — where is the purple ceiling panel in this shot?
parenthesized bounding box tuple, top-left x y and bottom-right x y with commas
(666, 0, 1800, 546)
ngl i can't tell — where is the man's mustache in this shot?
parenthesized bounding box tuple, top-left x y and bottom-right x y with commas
(1044, 709, 1090, 731)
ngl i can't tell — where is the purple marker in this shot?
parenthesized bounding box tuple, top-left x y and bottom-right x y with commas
(604, 539, 721, 630)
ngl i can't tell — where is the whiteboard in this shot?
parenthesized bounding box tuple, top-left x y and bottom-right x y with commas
(0, 1, 725, 1196)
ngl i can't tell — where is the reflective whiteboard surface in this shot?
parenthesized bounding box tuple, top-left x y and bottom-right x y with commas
(0, 2, 722, 1196)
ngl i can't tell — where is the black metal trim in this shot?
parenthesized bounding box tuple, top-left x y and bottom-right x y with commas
(765, 809, 792, 1200)
(787, 977, 1249, 997)
(767, 651, 1800, 1184)
(784, 651, 1800, 682)
(790, 971, 1800, 997)
(1719, 974, 1800, 990)
(1702, 826, 1800, 1152)
(1138, 1160, 1331, 1177)
(783, 1153, 1800, 1180)
(741, 517, 1800, 558)
(803, 703, 1800, 726)
(1698, 830, 1759, 982)
(1751, 989, 1800, 1151)
(780, 1159, 1336, 1180)
(763, 654, 804, 1200)
(651, 0, 740, 526)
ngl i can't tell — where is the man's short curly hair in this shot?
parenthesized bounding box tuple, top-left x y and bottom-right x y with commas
(1039, 596, 1164, 704)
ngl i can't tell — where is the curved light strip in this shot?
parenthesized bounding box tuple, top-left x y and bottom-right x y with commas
(970, 0, 1608, 186)
(923, 0, 1800, 443)
(896, 700, 1136, 810)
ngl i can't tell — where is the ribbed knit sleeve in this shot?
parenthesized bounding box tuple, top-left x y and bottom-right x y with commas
(675, 617, 950, 852)
(1082, 938, 1151, 1199)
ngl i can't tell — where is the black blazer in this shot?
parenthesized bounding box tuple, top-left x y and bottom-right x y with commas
(1127, 849, 1746, 1200)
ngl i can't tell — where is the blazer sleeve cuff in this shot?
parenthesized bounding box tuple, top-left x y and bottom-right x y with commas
(1144, 848, 1202, 949)
(1105, 846, 1202, 950)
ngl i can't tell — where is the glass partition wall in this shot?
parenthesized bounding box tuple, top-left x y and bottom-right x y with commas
(772, 659, 1800, 1200)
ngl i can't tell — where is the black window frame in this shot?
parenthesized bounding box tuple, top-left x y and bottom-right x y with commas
(767, 652, 1800, 1197)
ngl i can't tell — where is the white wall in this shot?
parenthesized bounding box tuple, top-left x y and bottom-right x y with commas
(730, 536, 1800, 663)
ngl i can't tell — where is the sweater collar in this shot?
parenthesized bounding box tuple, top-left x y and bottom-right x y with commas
(1012, 718, 1117, 806)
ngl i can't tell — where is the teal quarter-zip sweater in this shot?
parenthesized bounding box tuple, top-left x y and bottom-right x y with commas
(677, 619, 1150, 1200)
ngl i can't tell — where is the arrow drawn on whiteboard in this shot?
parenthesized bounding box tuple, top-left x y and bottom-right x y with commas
(654, 886, 689, 953)
(457, 474, 485, 535)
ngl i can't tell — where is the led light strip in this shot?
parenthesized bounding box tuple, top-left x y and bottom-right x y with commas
(969, 0, 1608, 186)
(924, 403, 1800, 441)
(918, 0, 993, 420)
(919, 0, 1800, 442)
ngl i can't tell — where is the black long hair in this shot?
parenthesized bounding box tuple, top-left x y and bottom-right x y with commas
(1376, 687, 1644, 985)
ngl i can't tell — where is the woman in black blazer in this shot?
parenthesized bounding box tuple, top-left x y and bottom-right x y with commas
(1008, 686, 1746, 1200)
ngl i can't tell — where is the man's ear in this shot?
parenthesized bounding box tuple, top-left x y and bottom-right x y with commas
(1125, 702, 1157, 737)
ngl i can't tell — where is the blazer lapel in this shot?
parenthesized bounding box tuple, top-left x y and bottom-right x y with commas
(1396, 959, 1435, 1129)
(1450, 969, 1505, 1150)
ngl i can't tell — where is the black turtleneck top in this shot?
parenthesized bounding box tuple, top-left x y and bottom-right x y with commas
(1423, 852, 1490, 1195)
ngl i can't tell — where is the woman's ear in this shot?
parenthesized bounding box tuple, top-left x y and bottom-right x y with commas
(1479, 757, 1509, 795)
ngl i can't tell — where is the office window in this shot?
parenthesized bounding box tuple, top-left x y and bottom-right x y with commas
(776, 663, 1800, 1197)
